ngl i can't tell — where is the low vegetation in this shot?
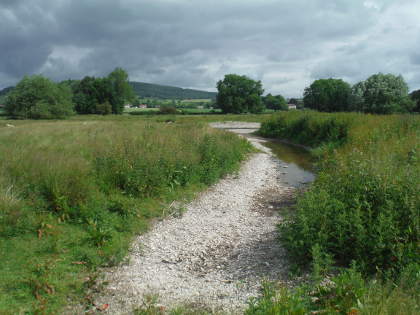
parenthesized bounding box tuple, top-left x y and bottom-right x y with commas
(253, 111, 419, 314)
(0, 119, 252, 313)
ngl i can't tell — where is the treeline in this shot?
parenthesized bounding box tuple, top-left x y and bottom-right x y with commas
(216, 73, 420, 114)
(4, 68, 134, 119)
(304, 73, 420, 114)
(130, 81, 217, 100)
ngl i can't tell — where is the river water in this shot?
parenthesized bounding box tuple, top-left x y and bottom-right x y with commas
(209, 122, 315, 188)
(261, 140, 315, 188)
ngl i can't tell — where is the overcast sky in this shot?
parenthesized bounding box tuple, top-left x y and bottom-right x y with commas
(1, 0, 419, 97)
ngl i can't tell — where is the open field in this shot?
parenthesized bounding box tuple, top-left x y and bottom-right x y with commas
(0, 118, 252, 313)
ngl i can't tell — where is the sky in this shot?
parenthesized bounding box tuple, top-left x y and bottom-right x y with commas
(1, 0, 419, 97)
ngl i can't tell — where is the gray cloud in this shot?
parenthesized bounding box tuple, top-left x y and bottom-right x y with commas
(1, 0, 419, 96)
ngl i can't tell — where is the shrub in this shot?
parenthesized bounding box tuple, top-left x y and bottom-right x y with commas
(159, 106, 178, 115)
(260, 111, 420, 276)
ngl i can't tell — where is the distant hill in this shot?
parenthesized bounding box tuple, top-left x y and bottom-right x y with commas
(0, 82, 217, 102)
(129, 81, 217, 100)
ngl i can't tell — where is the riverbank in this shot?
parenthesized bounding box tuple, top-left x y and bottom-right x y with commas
(90, 123, 297, 314)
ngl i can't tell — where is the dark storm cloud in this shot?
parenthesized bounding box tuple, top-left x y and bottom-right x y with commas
(1, 0, 419, 96)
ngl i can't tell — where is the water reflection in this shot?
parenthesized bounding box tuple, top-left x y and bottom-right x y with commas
(262, 140, 315, 188)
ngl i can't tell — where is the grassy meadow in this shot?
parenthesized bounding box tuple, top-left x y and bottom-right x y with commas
(251, 111, 420, 314)
(0, 117, 253, 313)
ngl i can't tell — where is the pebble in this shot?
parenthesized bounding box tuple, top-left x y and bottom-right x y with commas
(92, 123, 291, 314)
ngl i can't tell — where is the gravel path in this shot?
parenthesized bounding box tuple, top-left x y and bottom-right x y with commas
(93, 122, 293, 314)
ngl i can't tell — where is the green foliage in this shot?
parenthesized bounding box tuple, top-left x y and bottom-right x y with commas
(130, 81, 217, 100)
(259, 110, 352, 147)
(0, 86, 14, 104)
(72, 68, 134, 115)
(159, 106, 179, 115)
(409, 89, 420, 112)
(4, 75, 74, 119)
(303, 78, 353, 112)
(352, 73, 414, 114)
(108, 67, 135, 114)
(216, 74, 264, 114)
(0, 119, 251, 313)
(263, 93, 288, 111)
(259, 111, 420, 276)
(246, 265, 419, 315)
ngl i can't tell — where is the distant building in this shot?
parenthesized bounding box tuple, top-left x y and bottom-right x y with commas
(124, 104, 131, 109)
(288, 104, 297, 110)
(139, 104, 147, 108)
(0, 104, 5, 108)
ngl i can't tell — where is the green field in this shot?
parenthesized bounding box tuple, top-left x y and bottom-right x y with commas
(180, 99, 212, 103)
(0, 117, 252, 313)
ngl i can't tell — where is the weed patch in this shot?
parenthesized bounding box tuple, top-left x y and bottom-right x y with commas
(0, 119, 252, 313)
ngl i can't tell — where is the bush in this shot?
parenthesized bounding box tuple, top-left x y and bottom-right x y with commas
(5, 75, 74, 119)
(259, 111, 420, 276)
(159, 106, 178, 115)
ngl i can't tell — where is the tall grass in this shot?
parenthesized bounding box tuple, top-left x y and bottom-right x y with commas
(248, 111, 419, 315)
(0, 119, 252, 313)
(259, 111, 419, 276)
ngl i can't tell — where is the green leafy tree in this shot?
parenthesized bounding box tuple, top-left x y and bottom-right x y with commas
(352, 73, 414, 114)
(288, 98, 299, 105)
(5, 75, 74, 119)
(303, 78, 352, 112)
(409, 89, 420, 112)
(71, 68, 135, 115)
(72, 76, 99, 114)
(107, 68, 135, 114)
(263, 93, 288, 110)
(216, 74, 264, 113)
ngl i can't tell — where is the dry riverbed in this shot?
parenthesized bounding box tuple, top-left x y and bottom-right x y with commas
(91, 122, 296, 314)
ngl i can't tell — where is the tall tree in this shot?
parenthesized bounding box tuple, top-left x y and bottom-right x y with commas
(352, 73, 414, 114)
(216, 74, 264, 114)
(107, 68, 135, 114)
(303, 78, 352, 112)
(71, 68, 135, 115)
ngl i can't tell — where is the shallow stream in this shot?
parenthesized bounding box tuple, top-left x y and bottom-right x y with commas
(261, 140, 315, 188)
